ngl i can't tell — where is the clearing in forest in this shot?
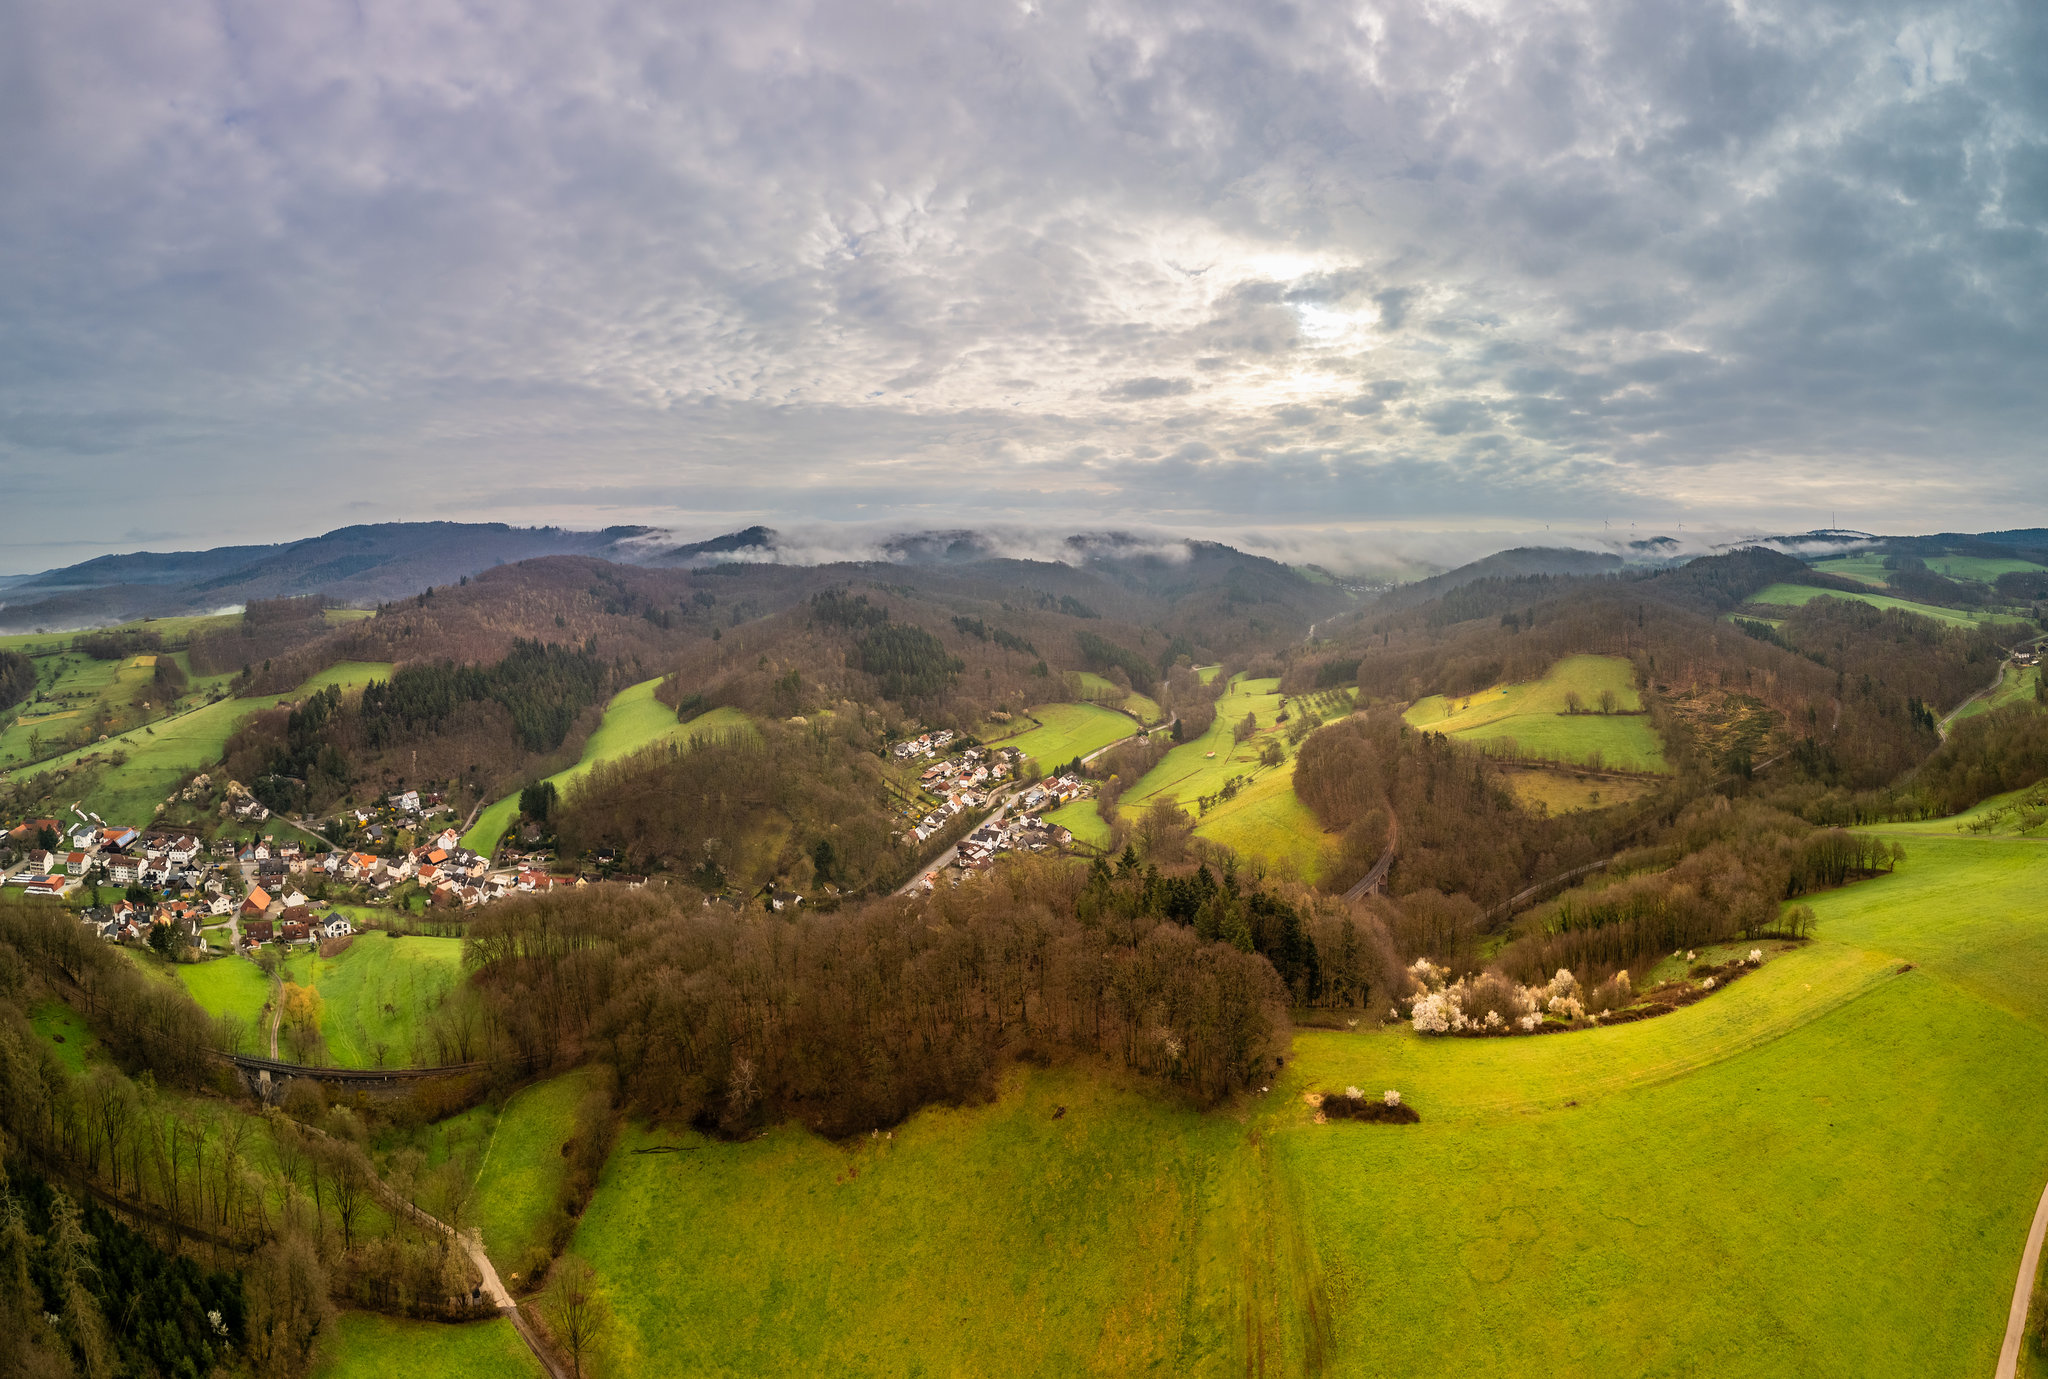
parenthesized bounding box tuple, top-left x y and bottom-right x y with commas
(522, 830, 2048, 1378)
(1498, 765, 1661, 815)
(175, 957, 274, 1050)
(1405, 654, 1668, 774)
(464, 678, 754, 855)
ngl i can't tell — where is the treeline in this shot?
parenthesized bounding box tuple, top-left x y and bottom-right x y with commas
(0, 650, 32, 713)
(552, 718, 904, 894)
(1490, 800, 1893, 982)
(1294, 711, 1630, 903)
(360, 639, 609, 754)
(1803, 699, 2048, 824)
(463, 867, 1290, 1138)
(71, 628, 164, 660)
(1075, 629, 1158, 692)
(189, 598, 334, 678)
(852, 623, 962, 703)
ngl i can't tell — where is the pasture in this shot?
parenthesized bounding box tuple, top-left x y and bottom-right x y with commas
(280, 934, 466, 1068)
(1952, 660, 2044, 724)
(468, 1068, 606, 1281)
(1043, 797, 1110, 849)
(0, 661, 393, 824)
(310, 1314, 543, 1379)
(991, 701, 1136, 772)
(1120, 675, 1343, 880)
(175, 957, 273, 1049)
(464, 679, 753, 855)
(536, 827, 2048, 1378)
(1405, 654, 1668, 774)
(1499, 765, 1661, 815)
(1748, 583, 2028, 630)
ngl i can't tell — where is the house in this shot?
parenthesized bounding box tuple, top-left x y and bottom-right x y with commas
(105, 855, 143, 886)
(282, 889, 309, 909)
(243, 885, 273, 914)
(65, 852, 88, 877)
(244, 917, 275, 943)
(23, 875, 67, 897)
(390, 790, 421, 815)
(25, 849, 58, 876)
(279, 920, 309, 944)
(99, 827, 139, 852)
(321, 913, 353, 939)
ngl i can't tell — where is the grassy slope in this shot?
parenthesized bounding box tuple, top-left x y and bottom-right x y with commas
(29, 1001, 95, 1075)
(463, 680, 753, 855)
(468, 1068, 604, 1280)
(1043, 797, 1111, 849)
(311, 1314, 543, 1379)
(552, 830, 2048, 1378)
(993, 702, 1136, 771)
(1121, 675, 1335, 880)
(1750, 583, 2028, 630)
(1404, 653, 1668, 773)
(175, 957, 273, 1049)
(281, 934, 465, 1068)
(574, 1067, 1287, 1377)
(1954, 661, 2044, 724)
(0, 661, 393, 823)
(1500, 765, 1661, 815)
(0, 613, 244, 656)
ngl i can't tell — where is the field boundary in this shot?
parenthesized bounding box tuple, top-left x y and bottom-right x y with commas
(1996, 1173, 2048, 1379)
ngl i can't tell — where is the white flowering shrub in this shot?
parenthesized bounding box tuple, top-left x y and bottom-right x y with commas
(1346, 1086, 1362, 1099)
(1518, 1012, 1543, 1031)
(1411, 991, 1454, 1033)
(1748, 948, 1763, 965)
(1383, 1089, 1401, 1107)
(1702, 976, 1716, 990)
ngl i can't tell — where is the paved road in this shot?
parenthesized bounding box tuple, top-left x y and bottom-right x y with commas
(894, 789, 1017, 896)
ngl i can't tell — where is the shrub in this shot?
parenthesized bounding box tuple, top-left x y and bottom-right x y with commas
(1321, 1090, 1421, 1124)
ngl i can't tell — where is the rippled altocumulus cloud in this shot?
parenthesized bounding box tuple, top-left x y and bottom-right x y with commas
(1, 0, 2043, 560)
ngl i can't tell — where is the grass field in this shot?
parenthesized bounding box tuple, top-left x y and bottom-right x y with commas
(0, 612, 244, 656)
(1043, 797, 1111, 849)
(280, 934, 466, 1068)
(0, 651, 225, 771)
(469, 1068, 605, 1281)
(1116, 675, 1338, 881)
(310, 1313, 543, 1379)
(0, 661, 393, 824)
(1500, 765, 1662, 815)
(534, 820, 2048, 1377)
(30, 1000, 95, 1075)
(464, 680, 753, 855)
(1405, 654, 1669, 774)
(992, 702, 1136, 772)
(1811, 553, 2048, 587)
(175, 956, 273, 1049)
(1749, 583, 2030, 630)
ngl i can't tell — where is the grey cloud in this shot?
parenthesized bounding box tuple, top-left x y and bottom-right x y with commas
(0, 0, 2043, 557)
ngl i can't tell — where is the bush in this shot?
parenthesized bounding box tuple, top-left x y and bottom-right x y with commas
(1320, 1090, 1420, 1124)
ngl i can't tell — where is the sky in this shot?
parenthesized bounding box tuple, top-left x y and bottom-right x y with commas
(2, 0, 2045, 567)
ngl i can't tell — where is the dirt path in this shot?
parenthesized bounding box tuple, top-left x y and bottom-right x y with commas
(1996, 1173, 2048, 1379)
(267, 976, 282, 1059)
(354, 1143, 570, 1378)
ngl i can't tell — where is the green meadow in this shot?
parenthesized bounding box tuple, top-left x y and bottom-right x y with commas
(175, 957, 274, 1050)
(30, 1000, 96, 1075)
(280, 934, 466, 1068)
(991, 701, 1136, 772)
(468, 1068, 606, 1282)
(1749, 582, 2028, 630)
(0, 613, 243, 657)
(526, 824, 2048, 1378)
(1953, 660, 2044, 724)
(1043, 796, 1111, 849)
(0, 660, 393, 824)
(464, 679, 754, 854)
(1405, 654, 1668, 773)
(310, 1313, 543, 1379)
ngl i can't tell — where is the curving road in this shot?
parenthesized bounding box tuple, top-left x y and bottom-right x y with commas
(1995, 1164, 2048, 1377)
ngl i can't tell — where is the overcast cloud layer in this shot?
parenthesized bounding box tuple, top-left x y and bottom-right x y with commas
(2, 0, 2044, 563)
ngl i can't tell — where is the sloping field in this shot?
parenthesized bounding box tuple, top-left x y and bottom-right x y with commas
(311, 1314, 543, 1379)
(176, 956, 272, 1049)
(1405, 654, 1668, 773)
(1118, 675, 1335, 878)
(991, 701, 1135, 772)
(528, 829, 2048, 1378)
(1749, 583, 2028, 630)
(0, 661, 393, 824)
(1952, 661, 2044, 724)
(1042, 796, 1110, 849)
(1500, 765, 1662, 815)
(469, 1068, 606, 1280)
(464, 679, 754, 854)
(282, 934, 466, 1068)
(30, 1000, 95, 1075)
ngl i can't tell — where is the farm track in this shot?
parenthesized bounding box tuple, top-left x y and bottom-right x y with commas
(1997, 1174, 2048, 1379)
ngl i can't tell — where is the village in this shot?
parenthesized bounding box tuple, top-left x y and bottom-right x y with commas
(892, 733, 1098, 891)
